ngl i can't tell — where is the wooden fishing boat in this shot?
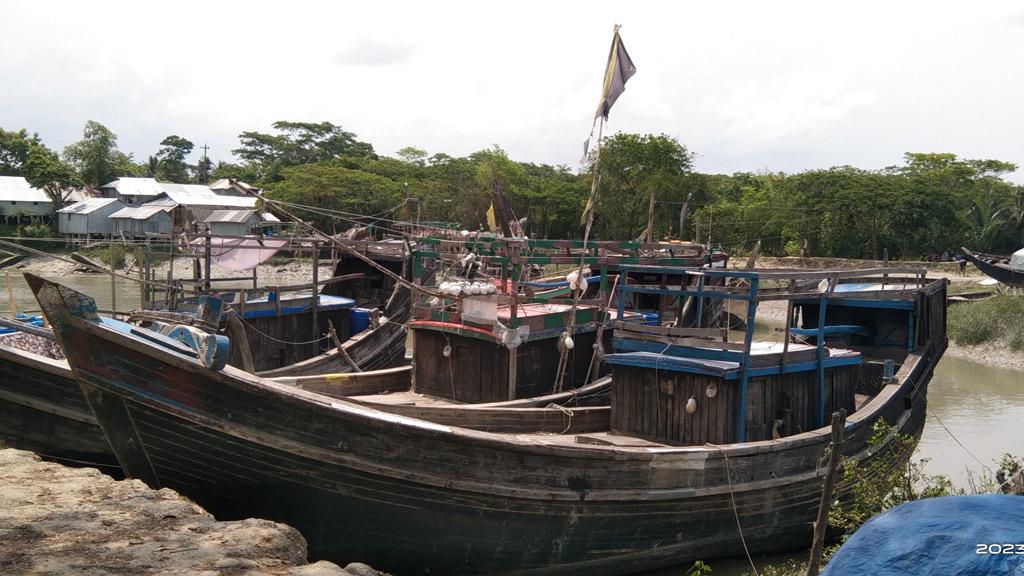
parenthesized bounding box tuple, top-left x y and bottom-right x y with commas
(0, 280, 410, 469)
(31, 264, 947, 576)
(0, 329, 115, 469)
(961, 247, 1024, 287)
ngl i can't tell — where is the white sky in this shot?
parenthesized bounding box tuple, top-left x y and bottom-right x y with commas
(3, 1, 1024, 182)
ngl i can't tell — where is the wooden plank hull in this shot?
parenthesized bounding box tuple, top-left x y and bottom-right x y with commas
(0, 344, 116, 468)
(32, 271, 944, 576)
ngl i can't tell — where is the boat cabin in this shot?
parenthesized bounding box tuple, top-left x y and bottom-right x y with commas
(409, 237, 723, 403)
(606, 267, 947, 446)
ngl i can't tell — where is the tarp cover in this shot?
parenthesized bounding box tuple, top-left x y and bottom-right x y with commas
(823, 495, 1024, 575)
(1010, 247, 1024, 271)
(192, 236, 288, 272)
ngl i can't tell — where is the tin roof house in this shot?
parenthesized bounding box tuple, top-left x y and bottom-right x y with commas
(0, 176, 54, 219)
(98, 177, 165, 206)
(57, 198, 125, 237)
(203, 209, 281, 237)
(110, 205, 175, 238)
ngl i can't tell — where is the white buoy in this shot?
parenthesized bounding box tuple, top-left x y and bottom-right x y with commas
(685, 397, 698, 414)
(443, 343, 452, 358)
(705, 382, 718, 398)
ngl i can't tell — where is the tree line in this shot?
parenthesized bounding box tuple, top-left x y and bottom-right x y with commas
(2, 120, 1022, 259)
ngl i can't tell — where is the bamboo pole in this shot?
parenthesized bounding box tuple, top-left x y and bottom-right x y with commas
(5, 270, 17, 318)
(226, 310, 255, 373)
(311, 244, 319, 340)
(806, 409, 847, 576)
(110, 243, 117, 318)
(645, 190, 656, 243)
(138, 247, 145, 309)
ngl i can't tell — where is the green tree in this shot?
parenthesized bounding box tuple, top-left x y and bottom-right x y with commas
(0, 128, 42, 175)
(155, 135, 194, 183)
(233, 121, 376, 184)
(396, 146, 428, 165)
(62, 121, 139, 186)
(264, 161, 402, 232)
(23, 145, 82, 215)
(590, 133, 695, 240)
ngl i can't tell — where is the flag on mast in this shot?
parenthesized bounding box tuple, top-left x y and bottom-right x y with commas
(581, 26, 636, 222)
(595, 26, 636, 120)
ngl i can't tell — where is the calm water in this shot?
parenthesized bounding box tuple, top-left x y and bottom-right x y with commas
(5, 274, 1021, 575)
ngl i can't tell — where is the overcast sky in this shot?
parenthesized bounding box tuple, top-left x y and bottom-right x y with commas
(3, 1, 1023, 182)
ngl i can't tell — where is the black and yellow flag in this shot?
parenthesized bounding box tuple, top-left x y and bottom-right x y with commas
(595, 27, 636, 120)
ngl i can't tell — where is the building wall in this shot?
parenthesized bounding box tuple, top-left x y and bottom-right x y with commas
(2, 200, 51, 218)
(112, 213, 172, 237)
(58, 202, 124, 236)
(209, 221, 251, 237)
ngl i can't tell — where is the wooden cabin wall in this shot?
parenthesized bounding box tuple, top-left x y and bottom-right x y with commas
(857, 361, 888, 396)
(745, 367, 858, 440)
(919, 285, 947, 349)
(326, 257, 404, 306)
(414, 330, 509, 403)
(610, 368, 737, 446)
(800, 305, 910, 353)
(610, 365, 858, 445)
(228, 308, 350, 372)
(413, 329, 609, 403)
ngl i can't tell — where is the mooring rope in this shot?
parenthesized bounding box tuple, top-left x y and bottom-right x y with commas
(709, 443, 761, 576)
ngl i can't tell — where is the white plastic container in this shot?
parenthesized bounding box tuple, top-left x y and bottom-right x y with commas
(461, 295, 498, 325)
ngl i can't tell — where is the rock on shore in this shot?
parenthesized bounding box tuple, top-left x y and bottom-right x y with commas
(0, 448, 386, 576)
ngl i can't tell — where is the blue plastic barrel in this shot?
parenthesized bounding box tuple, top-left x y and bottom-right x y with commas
(641, 311, 660, 326)
(349, 308, 372, 336)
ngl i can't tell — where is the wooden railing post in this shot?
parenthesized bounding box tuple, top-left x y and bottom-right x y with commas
(807, 409, 847, 576)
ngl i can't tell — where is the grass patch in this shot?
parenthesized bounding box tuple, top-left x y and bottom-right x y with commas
(947, 295, 1024, 350)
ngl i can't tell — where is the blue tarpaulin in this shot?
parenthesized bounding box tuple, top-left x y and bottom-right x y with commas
(823, 495, 1024, 575)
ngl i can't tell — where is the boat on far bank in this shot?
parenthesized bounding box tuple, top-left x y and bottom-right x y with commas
(961, 246, 1024, 288)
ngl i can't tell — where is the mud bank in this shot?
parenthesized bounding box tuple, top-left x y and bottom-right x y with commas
(0, 448, 385, 576)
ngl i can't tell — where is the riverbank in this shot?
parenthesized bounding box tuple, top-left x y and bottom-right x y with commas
(0, 448, 386, 576)
(7, 253, 334, 289)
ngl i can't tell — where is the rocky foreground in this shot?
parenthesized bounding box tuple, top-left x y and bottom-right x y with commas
(0, 448, 385, 576)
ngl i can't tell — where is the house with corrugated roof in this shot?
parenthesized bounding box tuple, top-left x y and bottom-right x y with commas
(203, 209, 281, 237)
(208, 178, 261, 198)
(0, 176, 54, 220)
(57, 198, 125, 237)
(98, 177, 165, 205)
(110, 204, 175, 237)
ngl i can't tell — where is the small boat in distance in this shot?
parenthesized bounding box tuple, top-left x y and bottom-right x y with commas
(960, 246, 1024, 288)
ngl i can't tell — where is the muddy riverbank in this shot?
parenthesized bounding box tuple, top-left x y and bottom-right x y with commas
(0, 448, 386, 576)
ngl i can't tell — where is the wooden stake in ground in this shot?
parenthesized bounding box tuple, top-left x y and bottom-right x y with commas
(5, 270, 16, 318)
(806, 409, 847, 576)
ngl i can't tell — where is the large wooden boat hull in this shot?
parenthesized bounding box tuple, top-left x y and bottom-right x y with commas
(0, 341, 116, 469)
(961, 247, 1024, 287)
(31, 273, 944, 576)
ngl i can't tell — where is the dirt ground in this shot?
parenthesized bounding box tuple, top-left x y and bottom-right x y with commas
(0, 448, 386, 576)
(12, 254, 334, 288)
